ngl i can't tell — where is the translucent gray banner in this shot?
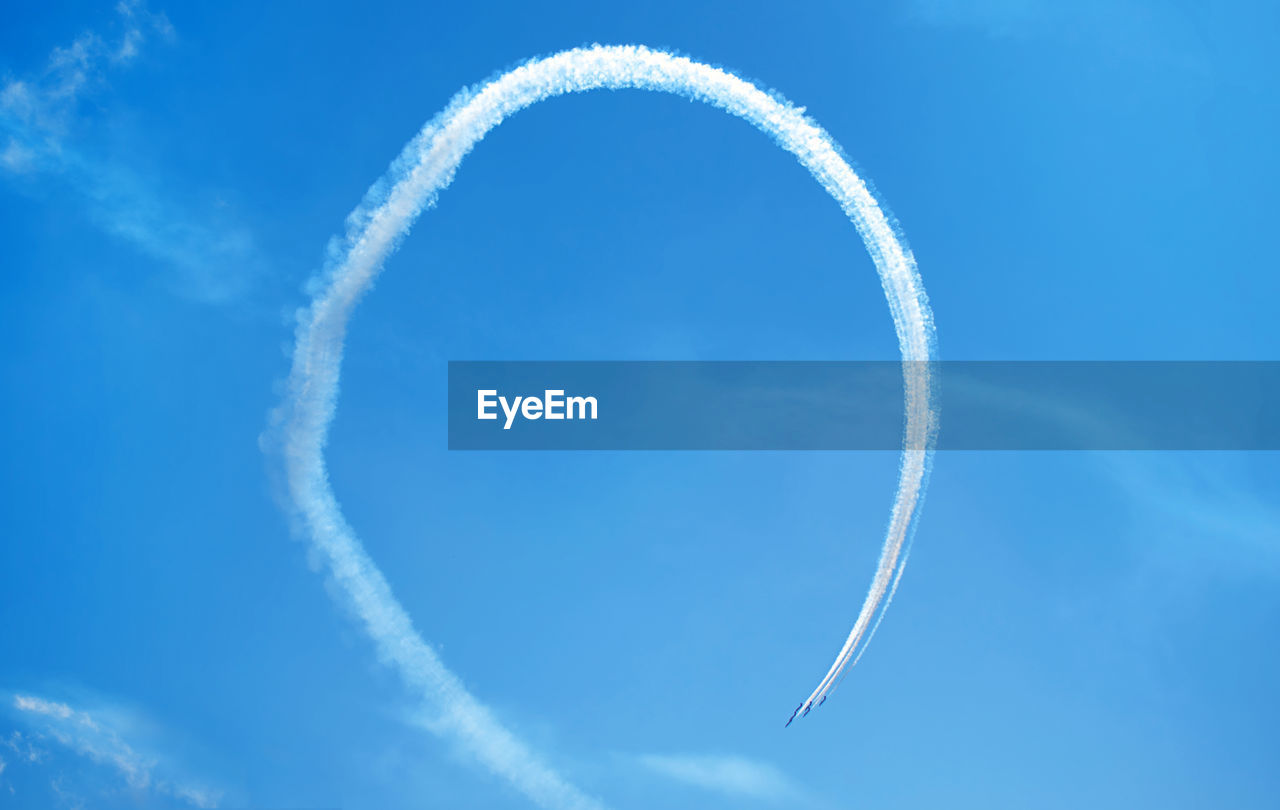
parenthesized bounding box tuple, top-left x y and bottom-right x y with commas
(447, 362, 1279, 450)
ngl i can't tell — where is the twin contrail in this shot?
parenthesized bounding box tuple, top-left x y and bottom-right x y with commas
(272, 44, 936, 808)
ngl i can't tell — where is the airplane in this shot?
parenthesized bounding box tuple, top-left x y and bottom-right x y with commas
(784, 703, 803, 728)
(786, 693, 834, 727)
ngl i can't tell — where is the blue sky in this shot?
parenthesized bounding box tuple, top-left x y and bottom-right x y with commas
(1, 1, 1277, 808)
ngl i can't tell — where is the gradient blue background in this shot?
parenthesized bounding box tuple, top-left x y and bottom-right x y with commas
(1, 1, 1277, 808)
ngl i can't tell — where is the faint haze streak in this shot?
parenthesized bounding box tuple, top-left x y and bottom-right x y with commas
(637, 753, 799, 801)
(270, 44, 936, 807)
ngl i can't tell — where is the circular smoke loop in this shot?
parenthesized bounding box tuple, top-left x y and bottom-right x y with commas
(270, 44, 938, 810)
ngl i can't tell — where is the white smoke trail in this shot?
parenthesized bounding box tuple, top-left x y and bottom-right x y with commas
(272, 44, 936, 808)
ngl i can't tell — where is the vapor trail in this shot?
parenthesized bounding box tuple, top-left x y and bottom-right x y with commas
(272, 44, 936, 807)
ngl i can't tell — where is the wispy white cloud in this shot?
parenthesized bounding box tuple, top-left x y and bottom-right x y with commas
(7, 692, 221, 808)
(636, 753, 799, 802)
(0, 2, 262, 304)
(14, 695, 152, 792)
(0, 0, 172, 136)
(50, 774, 87, 810)
(0, 138, 36, 172)
(3, 729, 49, 763)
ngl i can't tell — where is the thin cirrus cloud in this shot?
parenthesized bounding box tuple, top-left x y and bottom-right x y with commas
(4, 691, 220, 808)
(635, 753, 800, 802)
(0, 1, 263, 304)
